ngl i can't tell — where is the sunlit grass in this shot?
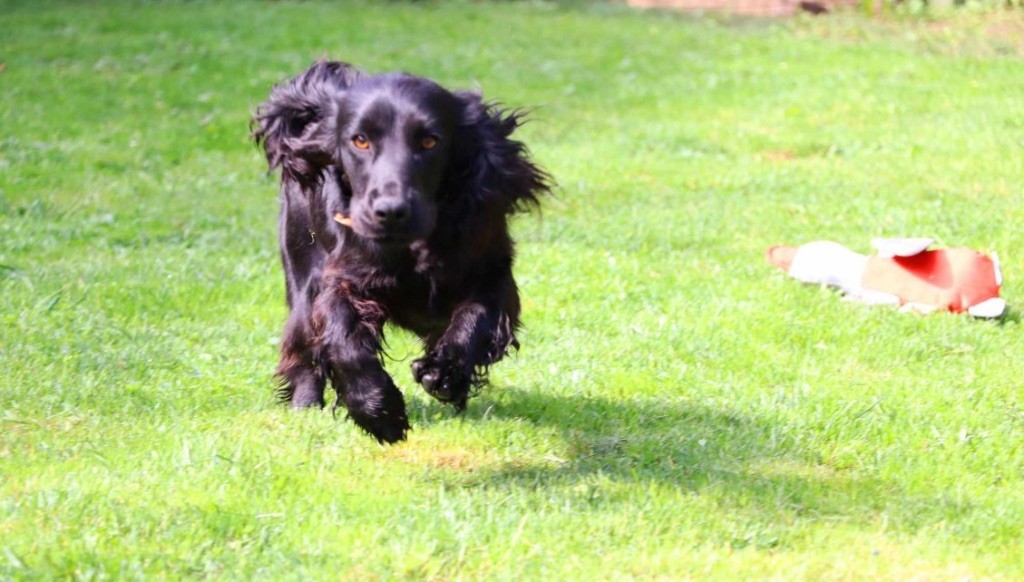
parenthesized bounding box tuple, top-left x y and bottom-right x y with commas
(2, 1, 1023, 578)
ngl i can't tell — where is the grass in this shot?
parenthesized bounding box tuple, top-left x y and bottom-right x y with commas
(3, 0, 1024, 578)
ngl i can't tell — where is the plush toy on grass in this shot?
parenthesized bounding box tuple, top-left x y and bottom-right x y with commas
(766, 238, 1005, 318)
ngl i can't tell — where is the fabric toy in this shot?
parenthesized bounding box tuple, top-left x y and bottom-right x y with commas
(766, 238, 1005, 318)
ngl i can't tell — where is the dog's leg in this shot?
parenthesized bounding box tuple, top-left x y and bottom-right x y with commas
(276, 283, 327, 408)
(312, 277, 409, 443)
(276, 184, 330, 408)
(413, 269, 520, 410)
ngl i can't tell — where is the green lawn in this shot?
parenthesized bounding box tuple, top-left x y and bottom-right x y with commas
(3, 1, 1024, 578)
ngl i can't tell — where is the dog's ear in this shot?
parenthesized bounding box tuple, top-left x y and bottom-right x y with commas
(252, 61, 359, 189)
(449, 91, 552, 214)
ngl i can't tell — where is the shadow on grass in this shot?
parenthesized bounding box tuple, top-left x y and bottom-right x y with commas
(995, 304, 1020, 326)
(411, 386, 897, 528)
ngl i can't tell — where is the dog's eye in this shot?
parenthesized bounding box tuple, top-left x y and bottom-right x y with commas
(420, 135, 438, 151)
(352, 134, 371, 150)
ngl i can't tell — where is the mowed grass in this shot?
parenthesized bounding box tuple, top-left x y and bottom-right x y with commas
(3, 0, 1024, 578)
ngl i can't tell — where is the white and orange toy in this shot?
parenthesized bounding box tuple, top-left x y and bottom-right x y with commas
(766, 238, 1005, 318)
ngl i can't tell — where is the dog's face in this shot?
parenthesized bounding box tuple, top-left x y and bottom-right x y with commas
(333, 74, 462, 245)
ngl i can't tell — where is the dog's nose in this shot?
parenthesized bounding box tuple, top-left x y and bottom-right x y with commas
(372, 197, 410, 226)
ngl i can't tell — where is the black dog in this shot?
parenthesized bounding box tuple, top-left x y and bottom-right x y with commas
(252, 61, 550, 443)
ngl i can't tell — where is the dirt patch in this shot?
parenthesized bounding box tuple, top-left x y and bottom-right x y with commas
(793, 12, 1024, 58)
(386, 447, 495, 472)
(626, 0, 857, 17)
(760, 150, 799, 162)
(987, 18, 1024, 54)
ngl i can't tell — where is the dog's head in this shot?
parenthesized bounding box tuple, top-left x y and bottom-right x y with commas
(333, 74, 460, 243)
(253, 61, 550, 247)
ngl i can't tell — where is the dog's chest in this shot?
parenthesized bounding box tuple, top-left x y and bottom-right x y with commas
(372, 245, 463, 335)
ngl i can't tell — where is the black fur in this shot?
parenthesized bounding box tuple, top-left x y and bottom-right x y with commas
(252, 61, 550, 443)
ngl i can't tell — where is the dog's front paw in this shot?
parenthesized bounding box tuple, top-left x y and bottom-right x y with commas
(412, 355, 470, 410)
(355, 410, 410, 444)
(342, 387, 410, 444)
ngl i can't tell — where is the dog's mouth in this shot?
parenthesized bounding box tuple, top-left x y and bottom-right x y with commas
(334, 211, 422, 246)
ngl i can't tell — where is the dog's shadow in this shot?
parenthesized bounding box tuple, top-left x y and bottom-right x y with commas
(406, 385, 899, 528)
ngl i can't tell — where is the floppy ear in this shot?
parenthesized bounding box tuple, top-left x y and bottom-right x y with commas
(251, 61, 360, 189)
(450, 91, 552, 214)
